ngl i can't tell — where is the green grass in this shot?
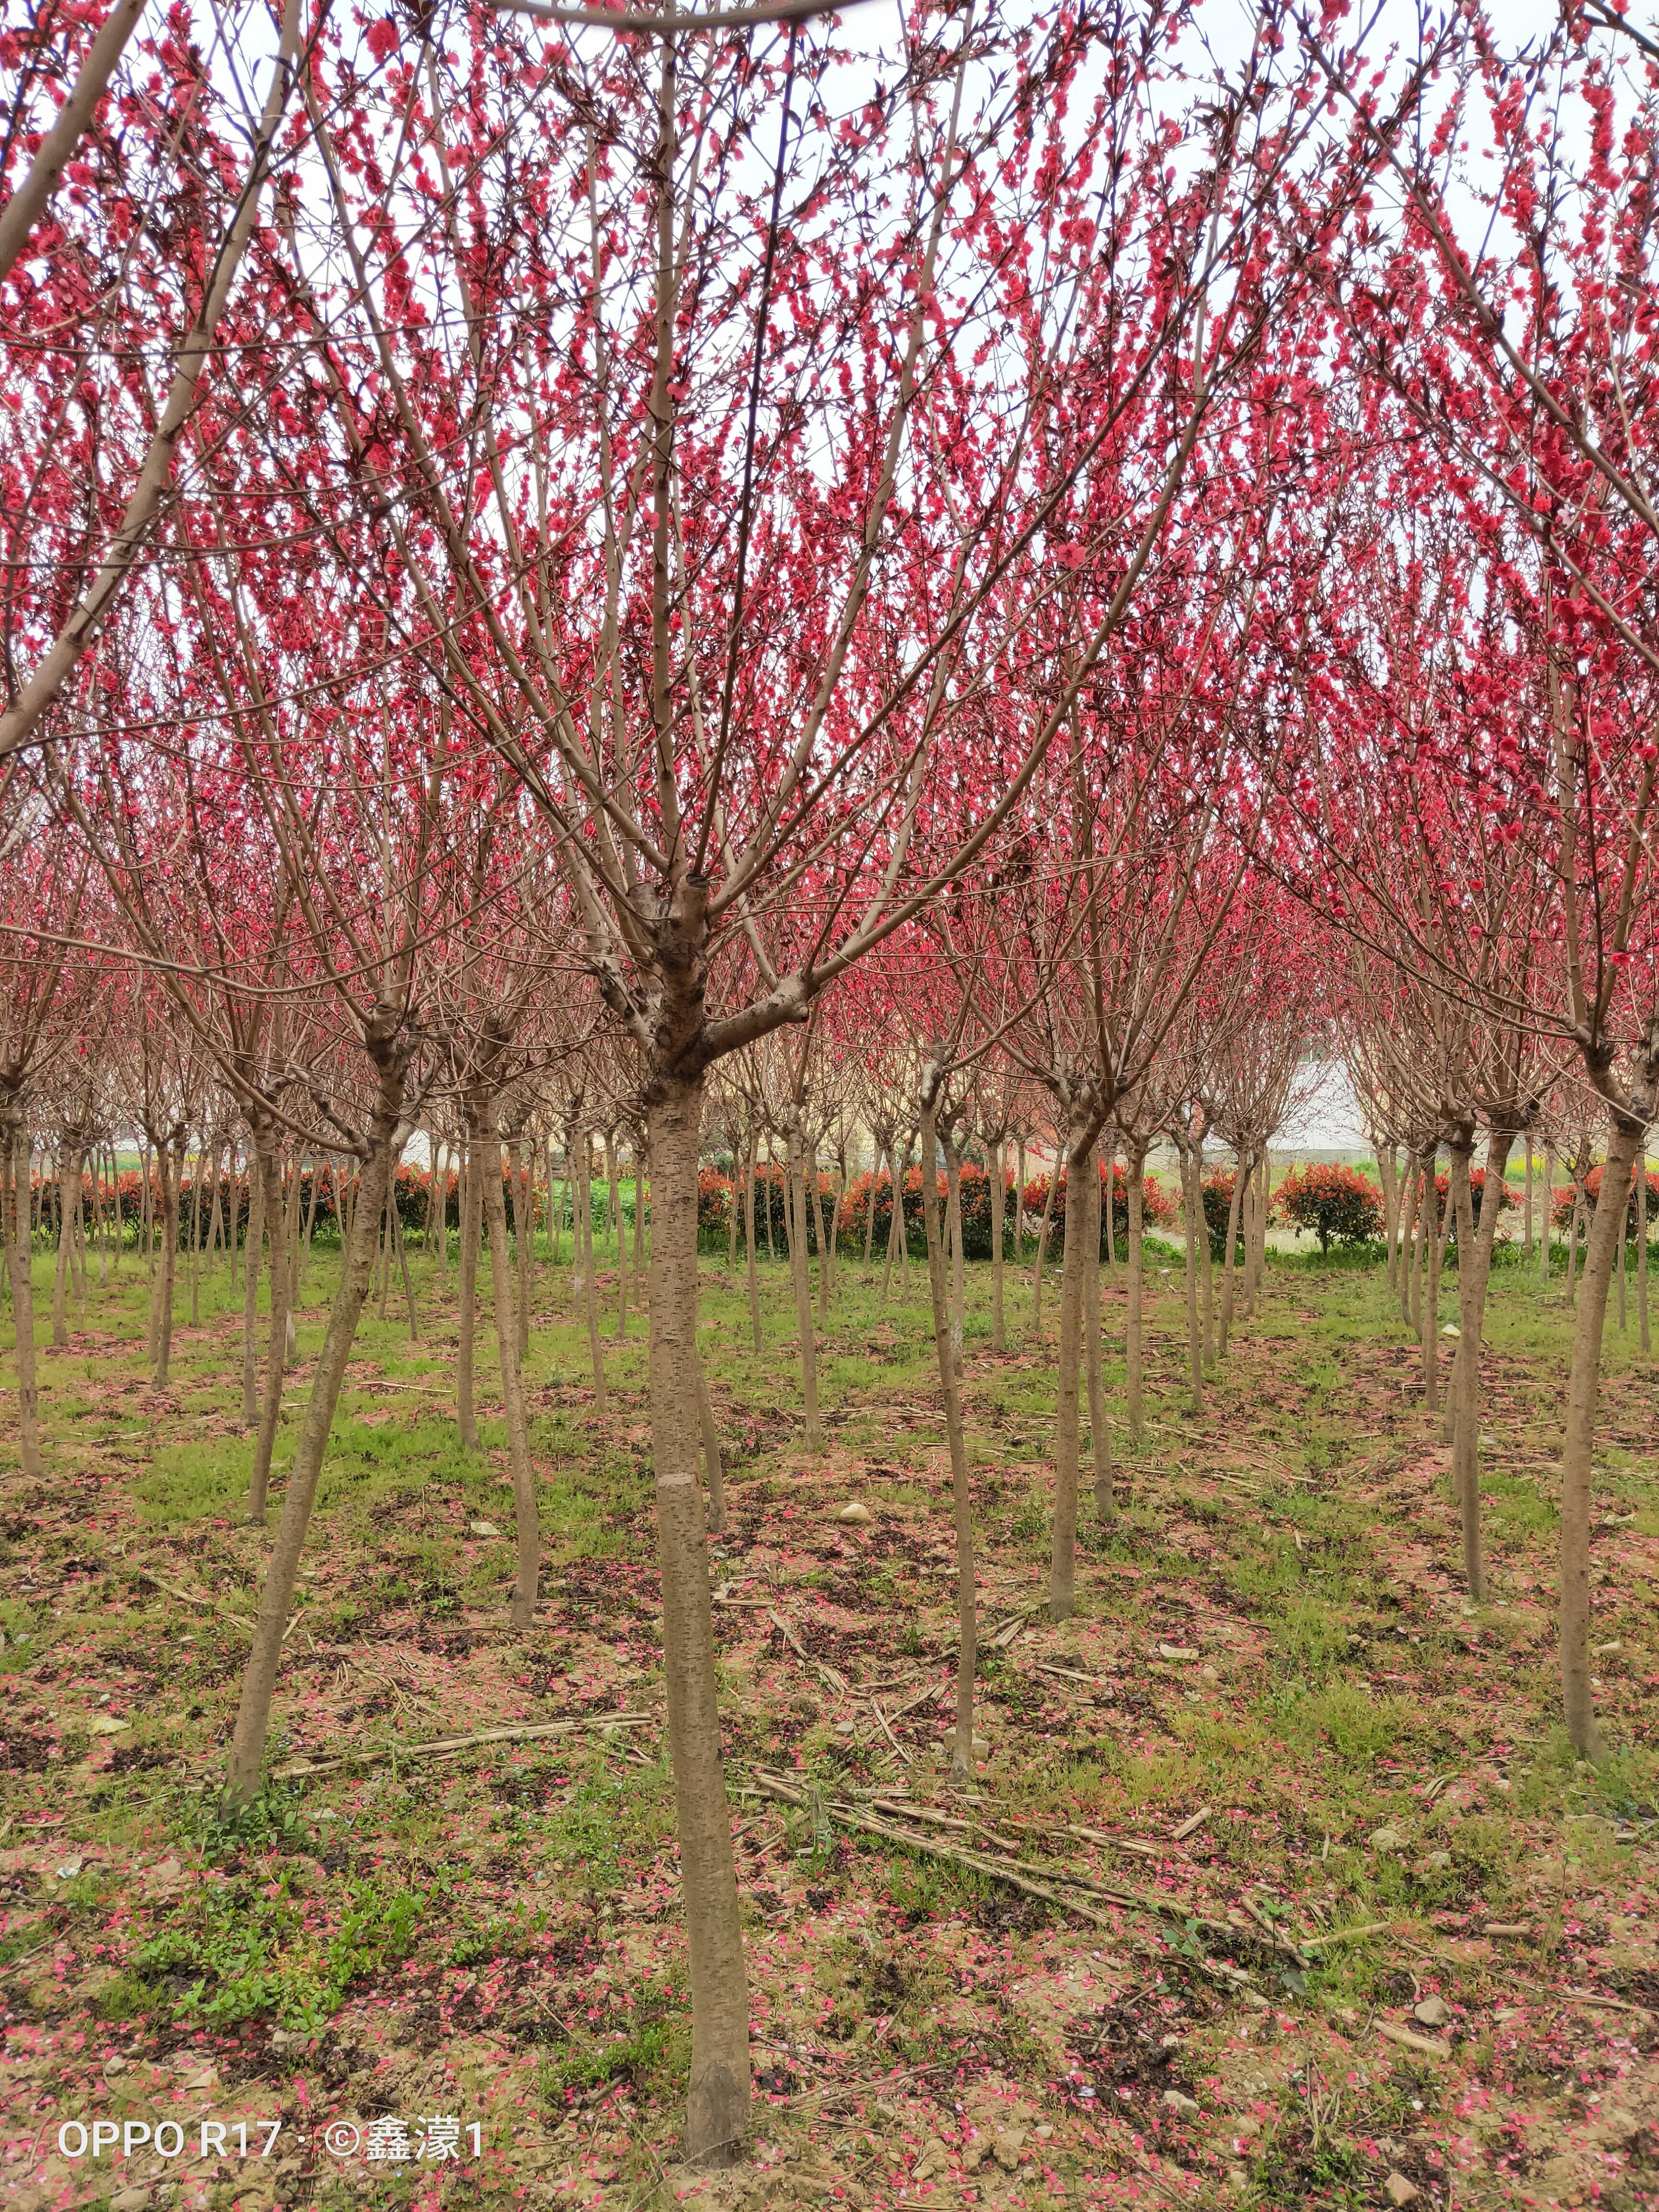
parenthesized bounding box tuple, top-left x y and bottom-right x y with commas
(2, 1199, 1658, 2201)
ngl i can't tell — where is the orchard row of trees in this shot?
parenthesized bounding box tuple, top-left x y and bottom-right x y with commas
(4, 0, 1659, 2159)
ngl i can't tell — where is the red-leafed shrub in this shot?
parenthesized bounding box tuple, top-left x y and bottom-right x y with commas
(1425, 1167, 1518, 1234)
(840, 1163, 1017, 1258)
(1201, 1170, 1240, 1258)
(1201, 1169, 1298, 1259)
(1554, 1165, 1659, 1234)
(1019, 1163, 1175, 1253)
(1273, 1164, 1383, 1254)
(839, 1167, 921, 1256)
(698, 1168, 733, 1238)
(713, 1162, 837, 1251)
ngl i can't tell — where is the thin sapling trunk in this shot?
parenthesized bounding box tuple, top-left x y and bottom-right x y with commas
(920, 1089, 978, 1785)
(247, 1137, 290, 1527)
(1560, 1118, 1647, 1760)
(645, 1073, 750, 2159)
(1125, 1144, 1146, 1450)
(1083, 1144, 1112, 1520)
(744, 1127, 760, 1353)
(225, 1106, 403, 1803)
(2, 1120, 42, 1480)
(458, 1136, 481, 1449)
(481, 1129, 540, 1630)
(989, 1139, 1006, 1353)
(1048, 1119, 1094, 1621)
(786, 1121, 822, 1451)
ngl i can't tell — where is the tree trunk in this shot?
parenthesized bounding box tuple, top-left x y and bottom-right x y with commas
(697, 1367, 726, 1539)
(377, 1183, 393, 1320)
(394, 1202, 418, 1339)
(97, 1150, 112, 1286)
(881, 1141, 906, 1300)
(989, 1139, 1006, 1354)
(1561, 1117, 1646, 1760)
(1103, 1144, 1117, 1267)
(728, 1135, 741, 1274)
(187, 1145, 203, 1326)
(764, 1133, 777, 1263)
(1407, 1159, 1433, 1327)
(1446, 1134, 1507, 1603)
(247, 1136, 290, 1527)
(458, 1136, 481, 1449)
(895, 1139, 910, 1281)
(1084, 1144, 1112, 1520)
(225, 1107, 403, 1803)
(919, 1092, 978, 1784)
(283, 1156, 301, 1365)
(555, 1141, 570, 1265)
(862, 1140, 881, 1272)
(818, 1168, 836, 1318)
(425, 1138, 445, 1262)
(785, 1121, 822, 1451)
(644, 1074, 750, 2161)
(744, 1126, 760, 1353)
(1639, 1154, 1651, 1356)
(1048, 1121, 1093, 1622)
(1540, 1145, 1555, 1284)
(442, 1142, 457, 1274)
(1031, 1157, 1058, 1339)
(51, 1146, 82, 1348)
(1249, 1154, 1270, 1310)
(518, 1135, 536, 1360)
(295, 1152, 318, 1298)
(1522, 1141, 1533, 1262)
(1216, 1157, 1246, 1358)
(1181, 1145, 1203, 1414)
(1377, 1143, 1399, 1291)
(242, 1150, 264, 1424)
(1422, 1155, 1444, 1411)
(1125, 1145, 1146, 1450)
(942, 1127, 965, 1379)
(608, 1134, 627, 1341)
(1416, 1160, 1434, 1341)
(579, 1142, 607, 1417)
(2, 1118, 42, 1480)
(569, 1132, 585, 1296)
(152, 1136, 183, 1386)
(230, 1145, 244, 1300)
(481, 1128, 540, 1631)
(831, 1148, 845, 1293)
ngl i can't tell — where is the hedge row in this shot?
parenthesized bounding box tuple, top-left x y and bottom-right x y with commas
(22, 1161, 594, 1247)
